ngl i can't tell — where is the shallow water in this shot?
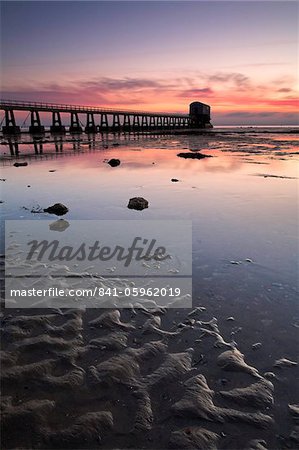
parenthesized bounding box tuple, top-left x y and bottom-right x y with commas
(1, 129, 298, 449)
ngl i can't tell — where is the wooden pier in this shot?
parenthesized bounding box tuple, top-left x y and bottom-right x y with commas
(0, 100, 212, 134)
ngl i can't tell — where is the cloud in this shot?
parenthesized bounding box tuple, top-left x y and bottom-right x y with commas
(276, 88, 292, 93)
(80, 77, 163, 91)
(214, 110, 299, 125)
(2, 72, 298, 124)
(208, 72, 250, 88)
(177, 87, 214, 98)
(1, 76, 177, 107)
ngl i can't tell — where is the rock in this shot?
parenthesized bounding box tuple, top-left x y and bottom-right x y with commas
(171, 178, 179, 182)
(127, 197, 149, 211)
(107, 158, 120, 167)
(13, 162, 28, 167)
(49, 169, 56, 172)
(43, 203, 69, 216)
(177, 152, 212, 159)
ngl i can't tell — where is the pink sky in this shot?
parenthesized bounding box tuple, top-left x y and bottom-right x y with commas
(1, 1, 298, 125)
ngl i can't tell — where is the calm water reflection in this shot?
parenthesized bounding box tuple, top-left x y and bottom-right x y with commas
(1, 131, 298, 289)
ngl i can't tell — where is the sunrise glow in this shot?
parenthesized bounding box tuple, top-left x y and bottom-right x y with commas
(1, 1, 298, 125)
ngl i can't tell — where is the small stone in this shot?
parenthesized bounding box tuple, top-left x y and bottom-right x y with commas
(44, 203, 69, 216)
(49, 170, 56, 172)
(14, 162, 28, 167)
(171, 178, 179, 182)
(107, 158, 120, 167)
(127, 197, 149, 211)
(226, 316, 235, 321)
(177, 152, 212, 159)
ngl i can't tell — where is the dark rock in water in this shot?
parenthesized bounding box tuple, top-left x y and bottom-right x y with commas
(127, 197, 149, 211)
(13, 162, 28, 167)
(44, 203, 69, 216)
(177, 152, 212, 159)
(49, 219, 70, 232)
(108, 158, 120, 167)
(171, 178, 179, 182)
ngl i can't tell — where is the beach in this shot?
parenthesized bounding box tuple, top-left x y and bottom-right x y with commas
(1, 128, 298, 449)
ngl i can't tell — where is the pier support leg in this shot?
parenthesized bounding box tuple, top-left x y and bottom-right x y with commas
(99, 114, 109, 132)
(123, 114, 131, 132)
(163, 117, 169, 128)
(169, 117, 175, 128)
(149, 116, 156, 129)
(2, 110, 20, 134)
(157, 116, 163, 128)
(112, 114, 121, 131)
(133, 115, 140, 131)
(29, 110, 45, 134)
(50, 111, 65, 133)
(141, 116, 148, 130)
(85, 113, 97, 133)
(70, 112, 82, 133)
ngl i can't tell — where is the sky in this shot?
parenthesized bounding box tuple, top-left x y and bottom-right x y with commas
(1, 1, 298, 125)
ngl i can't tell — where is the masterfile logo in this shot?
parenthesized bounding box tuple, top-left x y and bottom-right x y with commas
(5, 220, 192, 309)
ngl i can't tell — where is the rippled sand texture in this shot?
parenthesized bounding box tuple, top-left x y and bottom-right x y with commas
(1, 306, 298, 449)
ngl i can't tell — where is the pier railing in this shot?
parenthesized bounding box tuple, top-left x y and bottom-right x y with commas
(0, 99, 188, 118)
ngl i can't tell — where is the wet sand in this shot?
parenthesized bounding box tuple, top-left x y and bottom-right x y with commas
(1, 128, 298, 449)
